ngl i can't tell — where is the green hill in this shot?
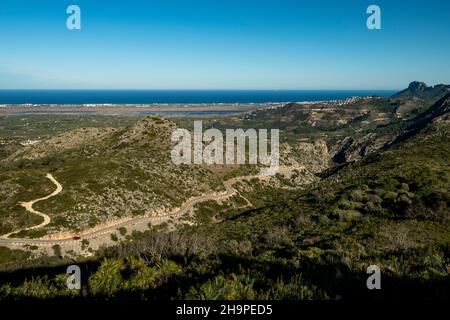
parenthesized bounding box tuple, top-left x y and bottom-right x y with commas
(0, 86, 448, 300)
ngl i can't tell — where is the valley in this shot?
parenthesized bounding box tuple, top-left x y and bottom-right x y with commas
(0, 81, 448, 300)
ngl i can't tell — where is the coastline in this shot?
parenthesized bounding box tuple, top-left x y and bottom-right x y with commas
(0, 103, 270, 116)
(0, 95, 386, 117)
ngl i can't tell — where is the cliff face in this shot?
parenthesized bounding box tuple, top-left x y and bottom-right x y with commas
(330, 133, 392, 163)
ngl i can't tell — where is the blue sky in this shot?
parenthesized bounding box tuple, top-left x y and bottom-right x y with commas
(0, 0, 449, 89)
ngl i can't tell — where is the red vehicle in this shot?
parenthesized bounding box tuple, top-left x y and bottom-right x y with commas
(72, 236, 81, 240)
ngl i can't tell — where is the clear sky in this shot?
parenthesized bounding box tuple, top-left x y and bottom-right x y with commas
(0, 0, 449, 89)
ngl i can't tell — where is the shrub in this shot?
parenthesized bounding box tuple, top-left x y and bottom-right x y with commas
(119, 227, 127, 236)
(264, 226, 292, 247)
(267, 275, 329, 300)
(186, 274, 257, 300)
(88, 257, 181, 297)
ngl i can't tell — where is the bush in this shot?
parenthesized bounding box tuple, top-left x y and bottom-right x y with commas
(88, 257, 181, 297)
(264, 226, 292, 247)
(186, 274, 257, 300)
(119, 227, 127, 236)
(267, 275, 329, 300)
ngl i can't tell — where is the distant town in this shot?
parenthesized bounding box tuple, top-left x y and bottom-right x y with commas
(0, 96, 382, 116)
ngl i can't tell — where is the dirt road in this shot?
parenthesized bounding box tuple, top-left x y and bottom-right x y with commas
(0, 173, 265, 247)
(0, 173, 62, 240)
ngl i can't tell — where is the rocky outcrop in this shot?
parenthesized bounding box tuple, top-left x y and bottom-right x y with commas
(391, 81, 450, 101)
(330, 133, 392, 164)
(389, 82, 450, 118)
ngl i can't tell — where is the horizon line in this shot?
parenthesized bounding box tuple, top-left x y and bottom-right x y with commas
(0, 88, 400, 91)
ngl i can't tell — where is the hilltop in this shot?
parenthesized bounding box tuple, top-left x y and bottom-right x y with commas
(389, 81, 450, 117)
(0, 116, 328, 240)
(391, 81, 450, 100)
(0, 117, 225, 237)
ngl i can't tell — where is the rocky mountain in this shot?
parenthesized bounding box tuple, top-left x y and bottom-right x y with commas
(212, 82, 449, 165)
(392, 81, 450, 100)
(329, 84, 450, 163)
(389, 81, 450, 117)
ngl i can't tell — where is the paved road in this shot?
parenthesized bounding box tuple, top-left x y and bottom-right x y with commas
(0, 173, 262, 247)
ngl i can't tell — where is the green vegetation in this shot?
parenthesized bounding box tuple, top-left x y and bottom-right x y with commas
(0, 114, 140, 140)
(119, 227, 127, 236)
(81, 239, 89, 250)
(0, 116, 228, 234)
(0, 87, 448, 300)
(0, 247, 30, 268)
(1, 113, 448, 300)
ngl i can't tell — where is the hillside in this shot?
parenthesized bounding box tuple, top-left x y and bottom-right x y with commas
(0, 116, 328, 240)
(0, 117, 227, 237)
(391, 81, 450, 101)
(389, 81, 450, 117)
(0, 83, 448, 300)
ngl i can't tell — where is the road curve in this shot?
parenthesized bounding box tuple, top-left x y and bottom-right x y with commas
(0, 173, 264, 247)
(0, 173, 62, 240)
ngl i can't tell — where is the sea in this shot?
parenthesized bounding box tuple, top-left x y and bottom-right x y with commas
(0, 90, 397, 104)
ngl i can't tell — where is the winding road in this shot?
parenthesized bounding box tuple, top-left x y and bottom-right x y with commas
(0, 173, 264, 247)
(0, 173, 61, 240)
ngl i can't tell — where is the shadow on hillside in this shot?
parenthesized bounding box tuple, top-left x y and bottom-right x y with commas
(1, 253, 448, 301)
